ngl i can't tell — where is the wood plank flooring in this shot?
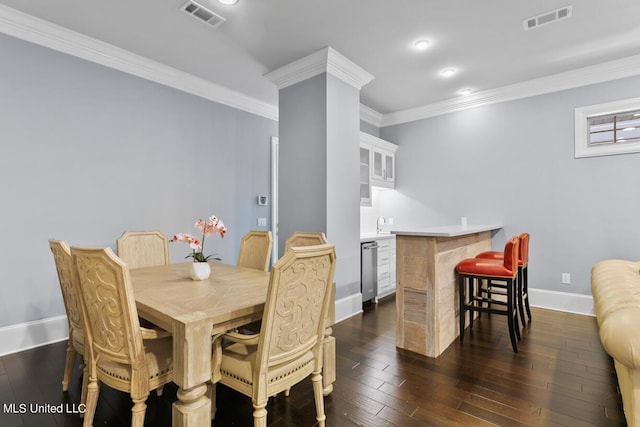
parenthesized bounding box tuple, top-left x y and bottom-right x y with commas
(0, 297, 626, 426)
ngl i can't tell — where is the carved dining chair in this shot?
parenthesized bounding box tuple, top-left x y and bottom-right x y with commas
(116, 230, 169, 269)
(212, 244, 336, 427)
(237, 230, 273, 272)
(70, 246, 174, 427)
(284, 231, 327, 252)
(283, 231, 335, 395)
(49, 239, 89, 417)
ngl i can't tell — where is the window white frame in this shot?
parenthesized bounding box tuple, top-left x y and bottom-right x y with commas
(270, 136, 279, 264)
(575, 96, 640, 158)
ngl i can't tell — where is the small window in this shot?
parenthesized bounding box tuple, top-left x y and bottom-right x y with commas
(575, 97, 640, 158)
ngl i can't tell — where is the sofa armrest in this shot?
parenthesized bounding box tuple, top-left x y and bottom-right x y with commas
(599, 307, 640, 370)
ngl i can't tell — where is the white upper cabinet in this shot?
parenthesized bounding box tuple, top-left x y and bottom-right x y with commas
(360, 132, 398, 190)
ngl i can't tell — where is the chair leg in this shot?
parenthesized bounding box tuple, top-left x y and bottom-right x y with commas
(511, 278, 521, 341)
(468, 277, 474, 330)
(131, 398, 147, 427)
(207, 382, 217, 420)
(80, 362, 88, 418)
(312, 371, 326, 427)
(252, 399, 268, 427)
(82, 377, 99, 427)
(506, 278, 518, 352)
(458, 274, 465, 342)
(62, 340, 75, 392)
(517, 267, 526, 326)
(523, 265, 532, 321)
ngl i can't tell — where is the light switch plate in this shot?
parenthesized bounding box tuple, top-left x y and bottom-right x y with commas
(257, 217, 267, 227)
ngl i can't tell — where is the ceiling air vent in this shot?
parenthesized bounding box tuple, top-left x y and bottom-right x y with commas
(181, 0, 226, 29)
(523, 5, 572, 31)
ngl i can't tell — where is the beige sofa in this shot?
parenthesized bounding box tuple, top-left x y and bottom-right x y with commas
(592, 259, 640, 427)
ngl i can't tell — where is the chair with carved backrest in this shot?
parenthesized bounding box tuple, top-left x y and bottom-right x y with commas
(212, 244, 336, 427)
(49, 239, 89, 416)
(284, 231, 327, 252)
(116, 230, 169, 269)
(70, 246, 174, 427)
(283, 231, 335, 396)
(237, 230, 273, 272)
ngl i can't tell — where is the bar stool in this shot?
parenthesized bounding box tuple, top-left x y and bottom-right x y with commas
(476, 232, 531, 325)
(456, 236, 520, 353)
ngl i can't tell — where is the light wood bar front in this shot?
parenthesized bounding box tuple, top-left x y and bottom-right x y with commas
(393, 225, 501, 358)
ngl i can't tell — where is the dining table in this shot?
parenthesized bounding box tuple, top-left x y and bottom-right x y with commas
(129, 261, 335, 427)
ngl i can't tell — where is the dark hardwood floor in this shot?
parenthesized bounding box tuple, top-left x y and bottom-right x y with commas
(0, 298, 625, 426)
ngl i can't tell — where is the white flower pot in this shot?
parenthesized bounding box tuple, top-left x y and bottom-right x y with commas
(190, 262, 211, 281)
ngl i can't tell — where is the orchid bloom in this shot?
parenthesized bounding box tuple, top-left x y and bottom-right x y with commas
(195, 216, 227, 238)
(171, 233, 201, 251)
(172, 213, 226, 262)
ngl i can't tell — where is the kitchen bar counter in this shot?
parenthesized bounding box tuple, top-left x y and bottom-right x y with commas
(360, 232, 396, 242)
(391, 224, 501, 238)
(393, 224, 502, 357)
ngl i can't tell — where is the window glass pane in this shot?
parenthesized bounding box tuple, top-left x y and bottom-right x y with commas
(588, 109, 640, 146)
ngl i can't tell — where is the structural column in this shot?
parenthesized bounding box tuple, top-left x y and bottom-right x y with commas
(266, 47, 374, 323)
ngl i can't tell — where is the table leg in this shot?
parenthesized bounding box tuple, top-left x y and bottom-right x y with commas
(322, 283, 336, 396)
(171, 317, 213, 427)
(322, 327, 335, 396)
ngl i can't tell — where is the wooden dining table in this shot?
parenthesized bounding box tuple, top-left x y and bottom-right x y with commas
(129, 261, 336, 427)
(130, 262, 269, 426)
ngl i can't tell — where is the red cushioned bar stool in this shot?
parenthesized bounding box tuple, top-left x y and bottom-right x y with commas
(456, 236, 520, 353)
(476, 232, 531, 325)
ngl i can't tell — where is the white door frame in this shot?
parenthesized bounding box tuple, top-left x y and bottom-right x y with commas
(271, 136, 279, 264)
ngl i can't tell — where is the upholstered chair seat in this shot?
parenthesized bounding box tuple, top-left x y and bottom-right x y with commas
(96, 336, 173, 391)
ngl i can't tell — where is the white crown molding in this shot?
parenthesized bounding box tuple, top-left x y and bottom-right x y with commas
(381, 54, 640, 127)
(360, 131, 397, 152)
(265, 46, 374, 91)
(359, 104, 383, 127)
(0, 4, 278, 121)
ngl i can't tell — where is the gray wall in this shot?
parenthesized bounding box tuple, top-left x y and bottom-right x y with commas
(0, 34, 276, 327)
(278, 73, 361, 302)
(360, 120, 380, 137)
(326, 75, 361, 300)
(278, 73, 328, 255)
(380, 75, 640, 296)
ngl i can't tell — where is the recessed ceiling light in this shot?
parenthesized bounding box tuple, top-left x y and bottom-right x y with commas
(440, 68, 456, 78)
(459, 88, 473, 96)
(217, 0, 238, 4)
(622, 127, 636, 131)
(414, 40, 430, 50)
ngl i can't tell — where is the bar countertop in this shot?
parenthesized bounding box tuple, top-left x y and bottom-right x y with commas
(391, 224, 502, 238)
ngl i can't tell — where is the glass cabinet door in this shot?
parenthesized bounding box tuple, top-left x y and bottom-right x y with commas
(373, 150, 384, 180)
(384, 153, 394, 181)
(360, 146, 371, 206)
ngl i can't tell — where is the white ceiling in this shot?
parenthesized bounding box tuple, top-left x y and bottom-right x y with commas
(2, 0, 640, 116)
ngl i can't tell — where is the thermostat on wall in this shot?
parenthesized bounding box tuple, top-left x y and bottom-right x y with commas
(257, 195, 268, 206)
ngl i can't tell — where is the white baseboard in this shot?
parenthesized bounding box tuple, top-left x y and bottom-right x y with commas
(335, 293, 363, 324)
(529, 288, 595, 316)
(0, 289, 593, 357)
(0, 315, 69, 357)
